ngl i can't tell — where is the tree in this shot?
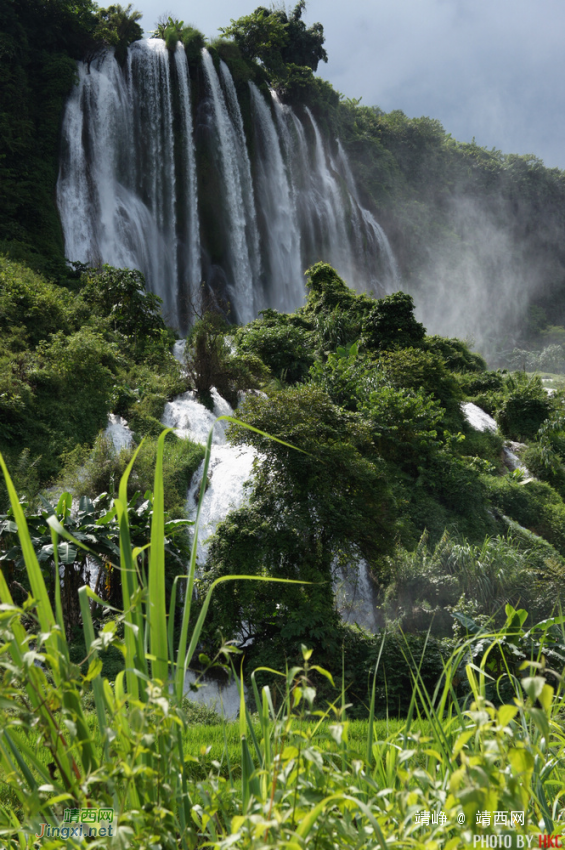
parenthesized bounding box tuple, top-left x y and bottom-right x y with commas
(93, 4, 143, 64)
(219, 2, 327, 79)
(184, 312, 268, 407)
(200, 384, 396, 659)
(219, 7, 288, 75)
(278, 1, 327, 71)
(362, 291, 426, 351)
(80, 265, 172, 353)
(234, 309, 314, 384)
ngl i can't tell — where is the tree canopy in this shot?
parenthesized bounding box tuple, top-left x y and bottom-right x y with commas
(219, 2, 327, 78)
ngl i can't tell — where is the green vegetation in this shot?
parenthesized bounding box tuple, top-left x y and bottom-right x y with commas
(219, 1, 327, 81)
(4, 254, 565, 716)
(184, 263, 565, 711)
(92, 3, 142, 63)
(0, 0, 142, 260)
(149, 16, 206, 59)
(0, 257, 186, 490)
(2, 445, 565, 846)
(4, 2, 565, 844)
(183, 311, 269, 408)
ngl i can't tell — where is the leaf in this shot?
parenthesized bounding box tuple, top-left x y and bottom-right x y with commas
(57, 542, 77, 564)
(452, 730, 474, 756)
(522, 676, 545, 702)
(509, 747, 535, 774)
(148, 429, 170, 685)
(453, 612, 481, 633)
(310, 665, 335, 686)
(529, 707, 550, 740)
(498, 705, 518, 727)
(84, 658, 103, 682)
(539, 683, 554, 713)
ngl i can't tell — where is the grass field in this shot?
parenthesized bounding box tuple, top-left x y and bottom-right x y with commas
(2, 433, 565, 847)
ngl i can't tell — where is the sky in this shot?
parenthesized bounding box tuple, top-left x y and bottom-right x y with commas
(131, 0, 565, 170)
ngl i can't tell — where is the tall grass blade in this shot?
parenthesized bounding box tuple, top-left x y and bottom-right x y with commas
(148, 428, 170, 684)
(0, 454, 56, 650)
(116, 442, 146, 699)
(367, 631, 386, 768)
(78, 586, 109, 759)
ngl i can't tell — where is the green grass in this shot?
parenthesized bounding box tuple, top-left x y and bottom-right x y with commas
(2, 426, 565, 848)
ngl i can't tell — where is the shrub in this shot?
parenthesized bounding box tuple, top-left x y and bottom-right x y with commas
(486, 475, 565, 556)
(80, 265, 174, 357)
(184, 312, 269, 407)
(458, 369, 505, 396)
(377, 346, 464, 430)
(496, 373, 552, 440)
(363, 290, 426, 351)
(425, 335, 486, 372)
(60, 430, 204, 516)
(235, 309, 314, 383)
(379, 530, 565, 634)
(0, 255, 83, 349)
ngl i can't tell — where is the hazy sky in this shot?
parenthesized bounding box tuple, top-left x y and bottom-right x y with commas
(132, 0, 565, 170)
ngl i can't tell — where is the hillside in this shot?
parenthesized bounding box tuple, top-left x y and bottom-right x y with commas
(2, 1, 565, 709)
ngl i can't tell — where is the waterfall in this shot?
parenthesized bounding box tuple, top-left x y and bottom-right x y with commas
(219, 61, 262, 292)
(334, 556, 382, 633)
(303, 107, 355, 283)
(57, 44, 398, 328)
(174, 44, 201, 317)
(105, 414, 134, 451)
(57, 40, 200, 329)
(336, 140, 399, 290)
(201, 49, 255, 323)
(134, 40, 178, 318)
(249, 83, 303, 312)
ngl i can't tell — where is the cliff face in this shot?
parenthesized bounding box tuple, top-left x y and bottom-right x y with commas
(3, 2, 565, 358)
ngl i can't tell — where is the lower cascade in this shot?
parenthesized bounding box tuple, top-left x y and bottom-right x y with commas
(333, 557, 382, 633)
(57, 42, 397, 330)
(158, 380, 382, 715)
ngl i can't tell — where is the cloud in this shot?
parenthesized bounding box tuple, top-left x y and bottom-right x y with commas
(131, 0, 565, 168)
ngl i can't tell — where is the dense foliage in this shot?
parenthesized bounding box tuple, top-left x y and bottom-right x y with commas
(0, 257, 197, 495)
(220, 1, 327, 78)
(2, 443, 565, 847)
(188, 263, 565, 707)
(4, 2, 565, 845)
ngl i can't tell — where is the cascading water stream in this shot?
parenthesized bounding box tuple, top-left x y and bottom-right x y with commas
(57, 40, 201, 324)
(249, 82, 303, 312)
(219, 61, 262, 291)
(304, 107, 355, 282)
(161, 384, 255, 717)
(57, 43, 398, 328)
(333, 556, 382, 633)
(335, 139, 399, 289)
(201, 49, 255, 323)
(174, 44, 201, 315)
